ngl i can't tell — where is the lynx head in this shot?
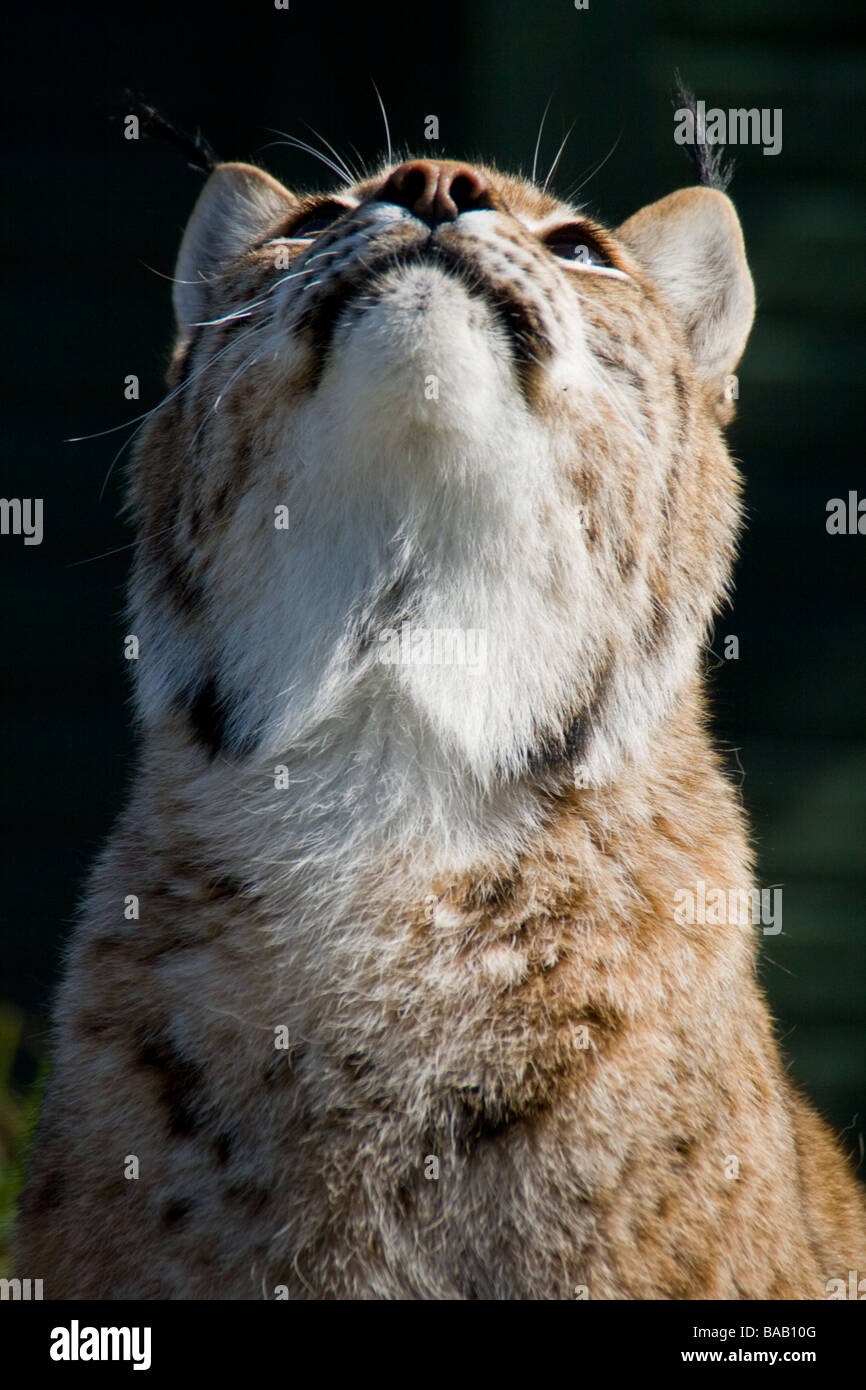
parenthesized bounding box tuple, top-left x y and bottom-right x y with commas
(130, 154, 754, 819)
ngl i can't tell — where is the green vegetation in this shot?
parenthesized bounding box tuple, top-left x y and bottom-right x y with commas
(0, 1004, 46, 1279)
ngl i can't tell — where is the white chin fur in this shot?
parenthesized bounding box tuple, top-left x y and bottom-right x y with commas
(322, 262, 515, 452)
(276, 276, 595, 794)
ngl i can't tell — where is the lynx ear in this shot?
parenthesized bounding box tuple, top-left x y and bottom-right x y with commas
(173, 162, 298, 336)
(618, 187, 754, 385)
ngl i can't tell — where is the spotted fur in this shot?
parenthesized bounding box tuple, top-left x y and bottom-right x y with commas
(16, 156, 865, 1299)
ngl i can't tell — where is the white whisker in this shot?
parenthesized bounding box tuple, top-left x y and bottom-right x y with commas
(531, 96, 553, 186)
(371, 80, 392, 166)
(563, 129, 624, 203)
(302, 121, 360, 186)
(264, 130, 353, 186)
(348, 143, 371, 182)
(542, 123, 575, 195)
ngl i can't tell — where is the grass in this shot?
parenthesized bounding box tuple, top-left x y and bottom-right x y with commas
(0, 1002, 47, 1279)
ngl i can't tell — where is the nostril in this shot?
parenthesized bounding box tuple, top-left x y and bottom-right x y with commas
(448, 171, 487, 214)
(376, 160, 491, 226)
(397, 167, 429, 210)
(377, 160, 440, 223)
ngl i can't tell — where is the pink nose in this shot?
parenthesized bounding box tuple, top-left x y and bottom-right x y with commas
(376, 159, 491, 225)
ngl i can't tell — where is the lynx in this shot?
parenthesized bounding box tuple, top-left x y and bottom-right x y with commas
(16, 144, 866, 1298)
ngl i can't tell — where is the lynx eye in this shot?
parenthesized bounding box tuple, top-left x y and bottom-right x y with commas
(543, 223, 613, 268)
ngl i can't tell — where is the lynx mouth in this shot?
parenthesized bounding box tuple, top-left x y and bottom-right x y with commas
(293, 239, 553, 397)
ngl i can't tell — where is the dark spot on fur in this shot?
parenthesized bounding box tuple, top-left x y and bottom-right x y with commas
(163, 1197, 196, 1226)
(639, 593, 670, 655)
(213, 482, 231, 517)
(667, 1248, 711, 1297)
(343, 1052, 373, 1082)
(671, 366, 691, 443)
(162, 553, 205, 618)
(523, 652, 614, 780)
(672, 1134, 696, 1158)
(205, 874, 244, 901)
(577, 1003, 622, 1039)
(393, 1182, 415, 1221)
(136, 1030, 204, 1137)
(179, 676, 259, 760)
(150, 880, 178, 903)
(595, 350, 646, 399)
(185, 676, 229, 757)
(223, 1179, 269, 1214)
(83, 933, 127, 953)
(452, 1089, 520, 1156)
(526, 710, 589, 778)
(214, 1131, 235, 1166)
(464, 875, 517, 911)
(354, 568, 416, 658)
(614, 537, 636, 579)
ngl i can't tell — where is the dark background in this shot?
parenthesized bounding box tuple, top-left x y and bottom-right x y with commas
(2, 0, 864, 1229)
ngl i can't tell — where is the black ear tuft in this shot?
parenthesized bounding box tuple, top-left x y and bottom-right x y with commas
(121, 91, 219, 176)
(672, 74, 734, 193)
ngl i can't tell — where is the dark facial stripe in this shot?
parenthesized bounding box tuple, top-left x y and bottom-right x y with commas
(178, 675, 257, 760)
(352, 566, 417, 659)
(182, 676, 229, 758)
(453, 1091, 521, 1156)
(521, 652, 614, 781)
(163, 1197, 196, 1226)
(136, 1030, 204, 1137)
(162, 554, 205, 616)
(294, 239, 553, 399)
